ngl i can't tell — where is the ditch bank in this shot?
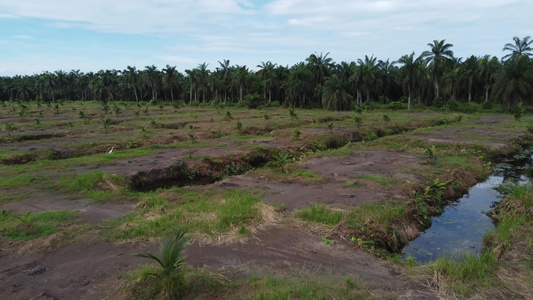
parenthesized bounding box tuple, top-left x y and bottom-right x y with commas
(338, 130, 533, 257)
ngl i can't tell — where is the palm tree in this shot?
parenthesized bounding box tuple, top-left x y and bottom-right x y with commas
(133, 230, 189, 298)
(231, 65, 249, 102)
(493, 55, 533, 108)
(322, 74, 352, 111)
(443, 65, 467, 101)
(163, 65, 179, 102)
(356, 55, 379, 103)
(217, 59, 230, 102)
(125, 66, 140, 102)
(396, 52, 422, 110)
(196, 62, 210, 102)
(502, 36, 533, 61)
(421, 39, 454, 100)
(478, 55, 501, 102)
(257, 61, 277, 103)
(462, 55, 479, 102)
(145, 65, 160, 100)
(284, 62, 313, 108)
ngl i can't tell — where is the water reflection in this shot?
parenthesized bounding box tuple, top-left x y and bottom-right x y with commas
(402, 152, 532, 264)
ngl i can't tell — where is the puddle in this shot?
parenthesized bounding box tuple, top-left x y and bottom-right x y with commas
(402, 152, 532, 264)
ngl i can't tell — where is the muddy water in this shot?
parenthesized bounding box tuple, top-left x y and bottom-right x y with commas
(402, 152, 532, 264)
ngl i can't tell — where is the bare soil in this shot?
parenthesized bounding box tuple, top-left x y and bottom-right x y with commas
(0, 113, 525, 299)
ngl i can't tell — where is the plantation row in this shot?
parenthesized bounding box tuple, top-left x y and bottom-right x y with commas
(1, 37, 532, 111)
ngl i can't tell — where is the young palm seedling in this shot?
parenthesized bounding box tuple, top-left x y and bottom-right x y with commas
(274, 151, 293, 173)
(225, 111, 233, 121)
(133, 230, 189, 299)
(102, 118, 112, 133)
(383, 114, 391, 122)
(188, 131, 196, 144)
(3, 122, 14, 136)
(352, 114, 362, 127)
(425, 145, 438, 164)
(235, 121, 243, 134)
(327, 122, 334, 131)
(289, 108, 298, 120)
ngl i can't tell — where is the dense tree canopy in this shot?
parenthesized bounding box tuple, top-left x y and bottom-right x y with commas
(1, 37, 532, 111)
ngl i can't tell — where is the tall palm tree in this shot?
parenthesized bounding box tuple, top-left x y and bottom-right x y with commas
(196, 62, 210, 102)
(145, 65, 161, 100)
(421, 39, 454, 100)
(396, 52, 422, 110)
(163, 65, 179, 102)
(217, 59, 230, 102)
(257, 61, 277, 102)
(478, 55, 501, 102)
(125, 66, 140, 102)
(443, 65, 467, 101)
(356, 55, 379, 103)
(502, 36, 533, 61)
(284, 62, 313, 108)
(493, 55, 533, 108)
(231, 65, 249, 102)
(322, 74, 352, 111)
(462, 55, 479, 102)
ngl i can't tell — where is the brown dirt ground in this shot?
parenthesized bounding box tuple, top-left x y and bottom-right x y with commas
(0, 114, 522, 299)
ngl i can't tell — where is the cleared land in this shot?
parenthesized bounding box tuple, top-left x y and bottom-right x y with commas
(0, 101, 532, 299)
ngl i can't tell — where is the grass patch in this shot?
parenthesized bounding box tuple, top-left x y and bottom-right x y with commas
(107, 188, 264, 240)
(0, 210, 76, 241)
(125, 265, 391, 300)
(295, 204, 344, 225)
(0, 174, 40, 189)
(54, 171, 130, 202)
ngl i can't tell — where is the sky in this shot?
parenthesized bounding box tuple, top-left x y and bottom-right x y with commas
(0, 0, 531, 76)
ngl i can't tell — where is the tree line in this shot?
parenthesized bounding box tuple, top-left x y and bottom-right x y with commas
(1, 37, 532, 111)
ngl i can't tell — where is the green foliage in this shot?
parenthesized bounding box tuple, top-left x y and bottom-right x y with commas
(352, 114, 362, 127)
(101, 118, 112, 132)
(383, 114, 391, 122)
(295, 204, 344, 225)
(425, 145, 438, 163)
(133, 230, 189, 299)
(235, 121, 243, 133)
(273, 151, 292, 173)
(292, 129, 301, 140)
(511, 102, 526, 120)
(432, 252, 496, 285)
(3, 122, 14, 136)
(289, 108, 298, 120)
(225, 111, 233, 121)
(188, 131, 196, 143)
(327, 122, 334, 130)
(0, 210, 74, 241)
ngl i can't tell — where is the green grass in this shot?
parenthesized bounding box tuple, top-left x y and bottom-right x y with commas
(0, 210, 76, 241)
(126, 265, 391, 300)
(54, 171, 131, 202)
(356, 174, 394, 186)
(431, 252, 496, 288)
(295, 204, 344, 225)
(106, 188, 264, 240)
(0, 174, 39, 189)
(346, 200, 407, 233)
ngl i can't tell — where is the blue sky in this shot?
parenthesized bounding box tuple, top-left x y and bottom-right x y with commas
(0, 0, 531, 76)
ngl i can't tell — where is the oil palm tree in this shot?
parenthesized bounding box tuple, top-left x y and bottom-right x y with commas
(421, 39, 454, 100)
(145, 65, 161, 100)
(493, 55, 533, 108)
(133, 230, 189, 298)
(322, 74, 352, 111)
(502, 36, 533, 61)
(257, 61, 277, 103)
(163, 65, 179, 102)
(478, 55, 501, 102)
(125, 66, 140, 102)
(396, 52, 422, 110)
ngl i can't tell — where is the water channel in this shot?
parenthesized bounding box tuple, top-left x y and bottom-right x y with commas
(402, 151, 533, 264)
